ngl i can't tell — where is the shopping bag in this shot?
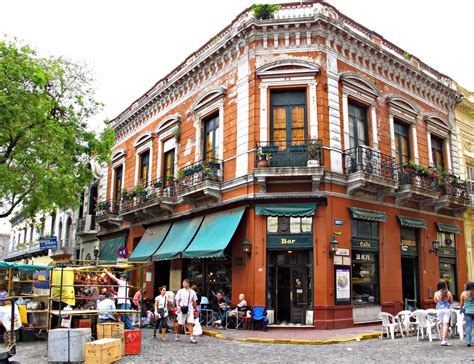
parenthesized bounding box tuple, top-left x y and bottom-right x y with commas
(0, 304, 22, 331)
(193, 318, 202, 336)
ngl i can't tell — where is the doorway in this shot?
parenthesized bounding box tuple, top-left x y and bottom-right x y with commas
(401, 257, 419, 310)
(268, 251, 310, 324)
(154, 261, 171, 295)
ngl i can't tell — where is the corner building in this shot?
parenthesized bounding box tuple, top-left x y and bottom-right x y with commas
(97, 2, 469, 328)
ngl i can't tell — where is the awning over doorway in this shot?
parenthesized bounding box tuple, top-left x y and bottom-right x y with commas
(255, 203, 316, 217)
(152, 216, 204, 261)
(129, 224, 171, 262)
(349, 207, 387, 222)
(397, 216, 428, 229)
(182, 207, 245, 259)
(99, 236, 126, 263)
(436, 222, 461, 234)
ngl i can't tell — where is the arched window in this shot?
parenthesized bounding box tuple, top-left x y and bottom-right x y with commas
(58, 221, 63, 247)
(65, 217, 72, 246)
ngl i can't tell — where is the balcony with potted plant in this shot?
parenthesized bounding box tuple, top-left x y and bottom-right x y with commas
(253, 138, 325, 193)
(119, 178, 176, 222)
(96, 199, 122, 228)
(395, 161, 441, 206)
(176, 158, 223, 206)
(435, 173, 471, 213)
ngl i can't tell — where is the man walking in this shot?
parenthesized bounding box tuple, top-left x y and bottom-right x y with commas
(175, 279, 198, 344)
(104, 269, 133, 329)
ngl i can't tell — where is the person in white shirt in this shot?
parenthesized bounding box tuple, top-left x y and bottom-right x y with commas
(175, 279, 198, 344)
(97, 292, 120, 323)
(105, 269, 133, 329)
(153, 286, 170, 341)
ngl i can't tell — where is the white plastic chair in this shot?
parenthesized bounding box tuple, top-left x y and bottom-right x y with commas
(378, 312, 404, 340)
(412, 310, 437, 342)
(453, 309, 465, 340)
(396, 310, 414, 336)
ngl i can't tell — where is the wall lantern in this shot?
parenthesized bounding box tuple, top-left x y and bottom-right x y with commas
(242, 238, 252, 258)
(329, 235, 339, 257)
(93, 246, 100, 259)
(430, 240, 440, 255)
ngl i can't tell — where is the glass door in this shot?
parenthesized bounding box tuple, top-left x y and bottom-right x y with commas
(290, 267, 307, 324)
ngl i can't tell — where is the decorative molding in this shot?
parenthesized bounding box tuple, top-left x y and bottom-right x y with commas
(156, 113, 181, 134)
(133, 131, 154, 148)
(340, 72, 381, 99)
(111, 149, 127, 162)
(189, 86, 227, 114)
(256, 58, 320, 78)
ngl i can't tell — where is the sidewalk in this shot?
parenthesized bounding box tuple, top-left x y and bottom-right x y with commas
(202, 324, 381, 345)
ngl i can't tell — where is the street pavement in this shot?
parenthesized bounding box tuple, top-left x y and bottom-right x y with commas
(11, 328, 474, 363)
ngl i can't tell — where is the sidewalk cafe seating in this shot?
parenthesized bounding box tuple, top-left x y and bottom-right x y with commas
(199, 297, 216, 327)
(451, 307, 465, 340)
(396, 310, 414, 336)
(412, 310, 438, 342)
(378, 312, 404, 340)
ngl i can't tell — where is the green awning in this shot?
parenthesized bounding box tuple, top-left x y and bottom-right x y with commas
(0, 262, 52, 271)
(152, 216, 204, 261)
(255, 203, 316, 217)
(99, 236, 126, 264)
(349, 207, 387, 222)
(436, 222, 462, 234)
(129, 224, 171, 262)
(182, 207, 245, 259)
(398, 216, 428, 229)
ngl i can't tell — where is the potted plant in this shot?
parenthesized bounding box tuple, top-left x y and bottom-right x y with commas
(134, 182, 147, 200)
(121, 189, 130, 201)
(256, 147, 271, 167)
(153, 180, 162, 189)
(166, 175, 175, 187)
(307, 139, 322, 167)
(252, 4, 281, 20)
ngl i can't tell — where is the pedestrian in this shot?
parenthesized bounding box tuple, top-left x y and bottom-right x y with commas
(175, 279, 198, 344)
(434, 280, 453, 346)
(460, 281, 474, 347)
(133, 286, 147, 326)
(104, 269, 133, 329)
(153, 287, 170, 341)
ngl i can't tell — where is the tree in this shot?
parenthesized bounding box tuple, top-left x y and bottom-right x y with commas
(0, 38, 114, 218)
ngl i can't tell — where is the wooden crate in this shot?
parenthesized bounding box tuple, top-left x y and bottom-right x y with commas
(97, 322, 124, 340)
(85, 338, 122, 364)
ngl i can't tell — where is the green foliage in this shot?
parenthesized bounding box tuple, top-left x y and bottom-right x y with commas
(307, 139, 322, 160)
(0, 38, 114, 218)
(252, 4, 281, 20)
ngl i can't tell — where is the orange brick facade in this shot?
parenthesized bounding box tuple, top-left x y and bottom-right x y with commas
(97, 2, 467, 328)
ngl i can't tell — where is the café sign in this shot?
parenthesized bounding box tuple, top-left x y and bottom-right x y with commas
(351, 239, 378, 251)
(267, 234, 313, 250)
(400, 239, 417, 256)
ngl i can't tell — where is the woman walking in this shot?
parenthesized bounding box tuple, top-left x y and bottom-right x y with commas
(434, 280, 454, 346)
(460, 281, 474, 347)
(153, 287, 169, 341)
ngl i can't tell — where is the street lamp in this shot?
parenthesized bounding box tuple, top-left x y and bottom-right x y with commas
(430, 240, 440, 255)
(329, 235, 339, 257)
(242, 238, 252, 258)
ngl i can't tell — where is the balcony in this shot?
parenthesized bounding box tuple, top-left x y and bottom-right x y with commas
(176, 159, 223, 206)
(76, 214, 99, 237)
(395, 168, 440, 207)
(343, 146, 398, 199)
(96, 200, 122, 228)
(50, 241, 74, 258)
(435, 175, 471, 213)
(119, 178, 177, 222)
(253, 140, 324, 193)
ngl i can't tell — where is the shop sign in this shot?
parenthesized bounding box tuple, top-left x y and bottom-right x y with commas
(438, 246, 456, 258)
(39, 236, 57, 250)
(334, 219, 344, 226)
(351, 239, 378, 251)
(352, 252, 374, 262)
(400, 239, 417, 256)
(267, 234, 313, 250)
(336, 248, 350, 256)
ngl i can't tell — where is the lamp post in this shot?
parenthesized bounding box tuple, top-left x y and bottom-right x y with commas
(242, 238, 252, 258)
(329, 235, 338, 257)
(430, 240, 440, 255)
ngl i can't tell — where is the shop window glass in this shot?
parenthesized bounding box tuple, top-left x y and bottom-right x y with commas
(439, 262, 457, 298)
(187, 261, 203, 289)
(139, 150, 150, 183)
(351, 220, 378, 240)
(163, 148, 175, 181)
(348, 102, 369, 149)
(290, 217, 301, 233)
(431, 137, 444, 169)
(301, 217, 312, 233)
(267, 216, 278, 233)
(394, 121, 411, 165)
(114, 165, 123, 202)
(352, 252, 378, 304)
(203, 115, 219, 160)
(437, 232, 455, 248)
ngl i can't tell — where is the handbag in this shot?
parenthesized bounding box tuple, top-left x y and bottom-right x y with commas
(180, 290, 192, 314)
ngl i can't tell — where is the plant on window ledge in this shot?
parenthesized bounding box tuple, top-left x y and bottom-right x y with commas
(256, 147, 272, 167)
(307, 138, 322, 166)
(121, 189, 131, 201)
(166, 175, 175, 187)
(252, 4, 281, 20)
(134, 182, 147, 200)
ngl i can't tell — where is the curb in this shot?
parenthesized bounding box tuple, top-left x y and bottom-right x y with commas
(202, 329, 380, 345)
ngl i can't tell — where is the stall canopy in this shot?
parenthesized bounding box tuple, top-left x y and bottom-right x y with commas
(436, 222, 462, 234)
(0, 262, 52, 271)
(182, 207, 245, 259)
(255, 203, 316, 217)
(398, 216, 428, 229)
(129, 224, 171, 261)
(152, 216, 204, 261)
(99, 236, 126, 263)
(349, 207, 387, 222)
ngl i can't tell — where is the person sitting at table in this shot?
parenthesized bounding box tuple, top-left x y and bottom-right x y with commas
(97, 292, 120, 323)
(212, 291, 230, 328)
(219, 293, 248, 329)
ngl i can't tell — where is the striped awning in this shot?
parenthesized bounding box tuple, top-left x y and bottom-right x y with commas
(398, 216, 428, 229)
(436, 222, 461, 234)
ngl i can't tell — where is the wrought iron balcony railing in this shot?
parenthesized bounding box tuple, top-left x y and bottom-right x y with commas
(120, 177, 177, 211)
(398, 167, 440, 190)
(344, 145, 396, 180)
(255, 139, 323, 168)
(76, 215, 98, 234)
(176, 158, 223, 190)
(97, 199, 120, 216)
(442, 175, 470, 199)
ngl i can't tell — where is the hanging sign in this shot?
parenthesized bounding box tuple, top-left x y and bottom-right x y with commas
(117, 246, 129, 258)
(39, 236, 57, 250)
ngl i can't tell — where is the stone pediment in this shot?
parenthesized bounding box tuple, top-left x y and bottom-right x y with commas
(340, 72, 381, 99)
(256, 59, 320, 79)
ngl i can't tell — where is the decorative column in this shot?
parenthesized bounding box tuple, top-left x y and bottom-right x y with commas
(427, 130, 433, 165)
(388, 113, 396, 159)
(218, 103, 224, 161)
(309, 81, 318, 139)
(411, 124, 419, 163)
(371, 104, 378, 151)
(445, 140, 453, 174)
(342, 91, 350, 150)
(260, 84, 269, 142)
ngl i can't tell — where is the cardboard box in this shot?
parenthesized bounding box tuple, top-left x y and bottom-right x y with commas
(85, 338, 122, 364)
(75, 318, 92, 328)
(97, 322, 124, 340)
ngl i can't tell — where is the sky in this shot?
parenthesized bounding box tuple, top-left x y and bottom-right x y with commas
(1, 0, 473, 234)
(1, 0, 473, 135)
